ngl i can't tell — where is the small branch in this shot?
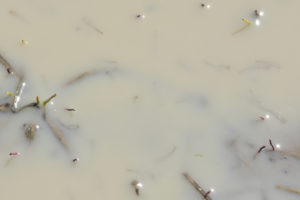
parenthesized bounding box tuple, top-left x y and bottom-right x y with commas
(43, 107, 70, 151)
(183, 173, 212, 200)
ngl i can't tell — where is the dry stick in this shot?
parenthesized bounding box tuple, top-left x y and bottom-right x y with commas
(183, 173, 213, 200)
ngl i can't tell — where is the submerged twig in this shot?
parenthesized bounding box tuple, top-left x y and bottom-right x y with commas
(276, 185, 300, 195)
(82, 17, 103, 35)
(0, 53, 18, 75)
(232, 18, 252, 35)
(156, 146, 176, 162)
(44, 114, 70, 151)
(183, 173, 213, 200)
(41, 94, 69, 150)
(65, 70, 97, 86)
(58, 119, 80, 130)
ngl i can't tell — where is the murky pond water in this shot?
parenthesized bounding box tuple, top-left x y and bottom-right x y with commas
(1, 0, 300, 199)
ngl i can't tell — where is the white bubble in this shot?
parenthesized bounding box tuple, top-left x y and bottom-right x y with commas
(255, 19, 260, 26)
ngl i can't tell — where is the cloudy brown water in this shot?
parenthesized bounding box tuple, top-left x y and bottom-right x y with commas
(1, 0, 300, 199)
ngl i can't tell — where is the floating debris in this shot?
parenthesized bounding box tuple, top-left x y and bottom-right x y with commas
(43, 93, 56, 106)
(6, 91, 14, 97)
(9, 10, 29, 23)
(0, 103, 10, 112)
(65, 70, 98, 86)
(82, 17, 103, 35)
(254, 10, 264, 17)
(254, 10, 264, 26)
(136, 14, 146, 19)
(131, 180, 143, 196)
(9, 152, 20, 156)
(72, 158, 80, 163)
(24, 123, 39, 141)
(20, 40, 29, 46)
(242, 18, 252, 25)
(195, 153, 203, 158)
(156, 146, 176, 162)
(276, 185, 300, 195)
(0, 53, 18, 75)
(44, 112, 70, 151)
(232, 18, 252, 35)
(183, 173, 213, 200)
(269, 139, 275, 151)
(201, 3, 211, 9)
(65, 108, 76, 112)
(257, 146, 266, 154)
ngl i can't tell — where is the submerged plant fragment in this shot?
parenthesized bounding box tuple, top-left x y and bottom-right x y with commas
(276, 185, 300, 195)
(232, 18, 252, 35)
(24, 123, 39, 141)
